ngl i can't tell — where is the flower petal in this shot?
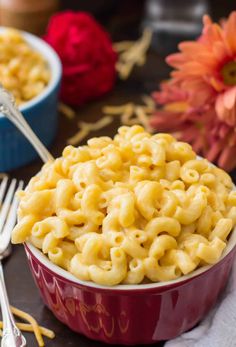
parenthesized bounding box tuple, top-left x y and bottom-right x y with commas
(215, 89, 236, 126)
(223, 86, 236, 109)
(223, 11, 236, 55)
(218, 144, 236, 172)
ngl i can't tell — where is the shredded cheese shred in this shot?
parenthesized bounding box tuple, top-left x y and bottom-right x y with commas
(66, 96, 155, 146)
(58, 102, 76, 119)
(114, 28, 153, 80)
(3, 305, 56, 347)
(67, 116, 113, 146)
(102, 96, 155, 132)
(0, 322, 55, 339)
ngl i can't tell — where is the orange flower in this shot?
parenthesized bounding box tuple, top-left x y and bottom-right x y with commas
(151, 12, 236, 171)
(168, 13, 236, 86)
(167, 12, 236, 123)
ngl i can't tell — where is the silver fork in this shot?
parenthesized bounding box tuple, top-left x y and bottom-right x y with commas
(0, 80, 54, 346)
(0, 176, 26, 347)
(0, 84, 53, 164)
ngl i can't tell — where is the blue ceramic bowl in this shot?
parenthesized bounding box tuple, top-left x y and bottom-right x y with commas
(0, 28, 62, 171)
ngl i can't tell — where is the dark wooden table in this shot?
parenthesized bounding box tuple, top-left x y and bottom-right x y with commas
(4, 52, 171, 346)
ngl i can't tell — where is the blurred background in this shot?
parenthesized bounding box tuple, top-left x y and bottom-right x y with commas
(0, 0, 235, 54)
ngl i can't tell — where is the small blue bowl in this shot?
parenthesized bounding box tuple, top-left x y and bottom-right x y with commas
(0, 28, 62, 172)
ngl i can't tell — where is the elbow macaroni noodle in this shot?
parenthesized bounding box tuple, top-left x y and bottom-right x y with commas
(0, 29, 50, 105)
(12, 126, 236, 286)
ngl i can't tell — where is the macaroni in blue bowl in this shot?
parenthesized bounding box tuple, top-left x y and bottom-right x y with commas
(0, 28, 62, 171)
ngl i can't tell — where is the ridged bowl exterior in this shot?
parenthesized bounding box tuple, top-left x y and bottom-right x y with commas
(24, 244, 236, 345)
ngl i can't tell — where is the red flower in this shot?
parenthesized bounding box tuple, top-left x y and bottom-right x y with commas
(44, 11, 117, 105)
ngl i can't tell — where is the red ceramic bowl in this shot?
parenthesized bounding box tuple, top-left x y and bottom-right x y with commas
(24, 227, 236, 345)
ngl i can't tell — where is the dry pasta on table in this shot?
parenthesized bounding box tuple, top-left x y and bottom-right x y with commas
(12, 125, 236, 286)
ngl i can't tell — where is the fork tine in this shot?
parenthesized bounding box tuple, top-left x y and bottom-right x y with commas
(0, 176, 8, 205)
(0, 179, 17, 233)
(1, 180, 24, 251)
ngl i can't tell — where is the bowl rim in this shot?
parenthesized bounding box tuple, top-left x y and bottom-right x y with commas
(25, 221, 236, 291)
(0, 26, 62, 117)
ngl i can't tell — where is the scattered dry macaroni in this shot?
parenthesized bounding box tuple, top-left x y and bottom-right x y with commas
(0, 29, 50, 105)
(12, 126, 236, 286)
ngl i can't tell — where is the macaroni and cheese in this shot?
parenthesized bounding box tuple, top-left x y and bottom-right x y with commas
(0, 29, 50, 105)
(12, 126, 236, 286)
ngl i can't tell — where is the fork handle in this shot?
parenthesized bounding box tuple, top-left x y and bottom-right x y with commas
(0, 84, 53, 164)
(0, 263, 26, 347)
